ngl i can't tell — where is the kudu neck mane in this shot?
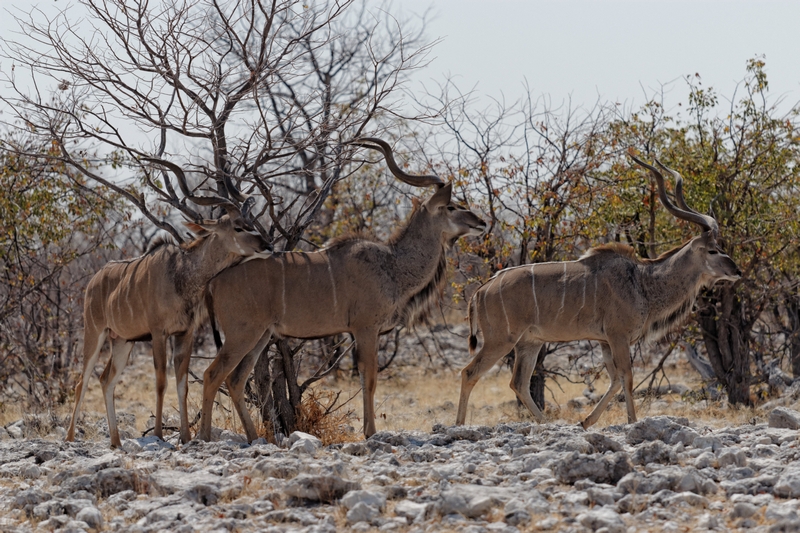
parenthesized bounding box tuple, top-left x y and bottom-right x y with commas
(583, 241, 685, 263)
(148, 232, 240, 303)
(585, 241, 706, 344)
(107, 234, 181, 264)
(310, 207, 450, 327)
(145, 232, 210, 254)
(145, 234, 177, 254)
(388, 206, 449, 327)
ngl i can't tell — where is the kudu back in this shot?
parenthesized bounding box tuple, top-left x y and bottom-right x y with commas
(456, 157, 740, 429)
(67, 169, 271, 448)
(201, 138, 487, 441)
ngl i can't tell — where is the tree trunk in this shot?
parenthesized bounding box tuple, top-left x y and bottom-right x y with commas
(528, 346, 548, 412)
(698, 284, 752, 406)
(787, 294, 800, 378)
(253, 340, 301, 442)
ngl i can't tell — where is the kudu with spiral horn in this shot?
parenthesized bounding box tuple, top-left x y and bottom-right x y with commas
(199, 138, 487, 440)
(66, 161, 271, 447)
(456, 155, 740, 429)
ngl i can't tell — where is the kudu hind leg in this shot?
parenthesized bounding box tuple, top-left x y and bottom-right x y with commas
(100, 337, 134, 447)
(456, 338, 516, 425)
(510, 341, 546, 423)
(199, 329, 268, 441)
(581, 341, 626, 429)
(225, 335, 273, 443)
(66, 328, 109, 442)
(354, 330, 380, 438)
(172, 332, 194, 444)
(151, 333, 169, 440)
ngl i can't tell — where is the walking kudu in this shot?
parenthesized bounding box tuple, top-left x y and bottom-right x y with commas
(66, 164, 271, 447)
(199, 138, 487, 441)
(456, 156, 741, 429)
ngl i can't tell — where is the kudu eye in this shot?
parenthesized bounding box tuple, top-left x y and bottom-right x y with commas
(446, 205, 456, 211)
(708, 249, 719, 255)
(234, 226, 245, 233)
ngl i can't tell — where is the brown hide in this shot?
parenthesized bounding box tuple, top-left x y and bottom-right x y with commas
(457, 165, 741, 428)
(66, 218, 270, 447)
(200, 184, 487, 441)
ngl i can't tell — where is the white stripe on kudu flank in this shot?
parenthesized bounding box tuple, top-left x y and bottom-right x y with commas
(280, 258, 287, 319)
(125, 274, 135, 320)
(483, 276, 498, 333)
(575, 267, 587, 322)
(557, 262, 567, 317)
(498, 271, 511, 335)
(530, 264, 539, 321)
(88, 302, 98, 331)
(324, 252, 338, 310)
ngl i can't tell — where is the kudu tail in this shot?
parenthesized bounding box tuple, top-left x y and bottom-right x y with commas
(205, 287, 222, 350)
(468, 294, 479, 354)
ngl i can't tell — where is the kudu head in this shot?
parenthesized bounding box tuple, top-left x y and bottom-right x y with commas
(144, 157, 272, 258)
(420, 182, 488, 245)
(183, 214, 272, 259)
(348, 137, 487, 244)
(631, 155, 741, 285)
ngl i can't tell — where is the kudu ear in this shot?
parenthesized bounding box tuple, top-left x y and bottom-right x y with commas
(183, 220, 215, 236)
(426, 183, 452, 211)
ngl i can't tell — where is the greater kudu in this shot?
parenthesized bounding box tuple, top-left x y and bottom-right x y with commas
(66, 166, 272, 447)
(199, 138, 487, 441)
(456, 157, 741, 429)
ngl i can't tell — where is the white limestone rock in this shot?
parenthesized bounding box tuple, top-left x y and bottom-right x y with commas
(75, 506, 103, 529)
(554, 451, 633, 485)
(346, 501, 381, 524)
(577, 507, 626, 533)
(394, 499, 430, 522)
(284, 474, 359, 502)
(342, 489, 386, 511)
(289, 431, 323, 454)
(769, 407, 800, 430)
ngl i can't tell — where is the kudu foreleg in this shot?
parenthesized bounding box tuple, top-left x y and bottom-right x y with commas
(619, 345, 637, 424)
(354, 330, 380, 437)
(581, 341, 633, 429)
(101, 337, 134, 448)
(66, 328, 109, 442)
(173, 332, 194, 444)
(510, 341, 547, 423)
(456, 337, 516, 425)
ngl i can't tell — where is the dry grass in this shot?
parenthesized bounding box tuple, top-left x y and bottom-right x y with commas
(6, 348, 772, 443)
(0, 403, 23, 428)
(324, 356, 769, 434)
(293, 388, 361, 445)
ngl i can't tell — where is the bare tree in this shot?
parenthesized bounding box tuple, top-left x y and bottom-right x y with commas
(1, 0, 435, 238)
(1, 0, 437, 433)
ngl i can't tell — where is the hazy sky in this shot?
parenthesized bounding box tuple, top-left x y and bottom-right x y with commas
(397, 0, 800, 112)
(2, 1, 798, 115)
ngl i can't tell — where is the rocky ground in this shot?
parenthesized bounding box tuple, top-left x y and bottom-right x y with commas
(2, 409, 800, 533)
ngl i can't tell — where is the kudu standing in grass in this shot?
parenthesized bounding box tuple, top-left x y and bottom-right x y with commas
(456, 156, 741, 429)
(66, 165, 272, 447)
(200, 138, 487, 441)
